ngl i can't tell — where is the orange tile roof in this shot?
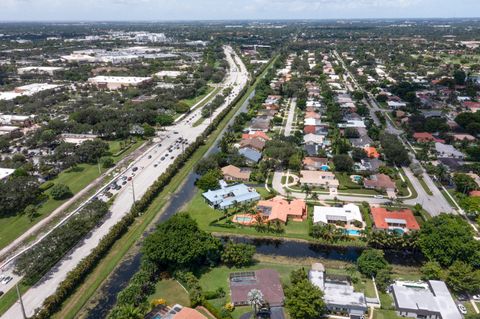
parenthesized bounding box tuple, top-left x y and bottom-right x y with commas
(242, 131, 271, 141)
(257, 196, 306, 223)
(413, 132, 435, 142)
(364, 146, 380, 158)
(305, 111, 321, 119)
(371, 207, 420, 231)
(173, 307, 207, 319)
(470, 190, 480, 197)
(221, 165, 251, 180)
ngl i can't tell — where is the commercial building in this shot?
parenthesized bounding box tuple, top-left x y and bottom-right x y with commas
(17, 66, 64, 75)
(202, 182, 260, 209)
(87, 76, 152, 90)
(309, 263, 367, 319)
(60, 133, 98, 145)
(0, 83, 62, 101)
(392, 280, 461, 319)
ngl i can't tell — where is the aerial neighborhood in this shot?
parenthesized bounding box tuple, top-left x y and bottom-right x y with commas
(0, 10, 479, 319)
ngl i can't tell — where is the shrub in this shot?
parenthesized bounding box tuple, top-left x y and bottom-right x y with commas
(50, 183, 73, 200)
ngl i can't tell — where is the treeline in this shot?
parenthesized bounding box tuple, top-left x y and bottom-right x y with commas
(14, 200, 109, 285)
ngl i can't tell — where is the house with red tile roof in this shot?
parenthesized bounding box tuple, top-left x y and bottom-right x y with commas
(242, 131, 271, 142)
(239, 137, 265, 151)
(303, 157, 329, 171)
(221, 165, 251, 182)
(304, 125, 317, 134)
(364, 146, 380, 159)
(174, 307, 208, 319)
(371, 207, 420, 233)
(256, 196, 306, 223)
(413, 132, 435, 143)
(305, 111, 321, 119)
(464, 101, 480, 112)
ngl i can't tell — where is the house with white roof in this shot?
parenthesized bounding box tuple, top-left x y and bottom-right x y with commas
(202, 182, 261, 210)
(392, 280, 461, 319)
(313, 204, 364, 229)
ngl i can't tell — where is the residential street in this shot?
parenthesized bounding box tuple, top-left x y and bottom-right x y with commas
(284, 97, 297, 136)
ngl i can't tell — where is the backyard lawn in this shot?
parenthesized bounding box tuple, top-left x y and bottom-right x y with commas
(0, 138, 144, 250)
(185, 191, 312, 241)
(148, 279, 190, 308)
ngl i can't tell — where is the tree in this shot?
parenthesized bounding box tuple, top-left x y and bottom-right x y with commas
(142, 123, 155, 137)
(248, 289, 264, 318)
(99, 157, 114, 170)
(221, 242, 255, 267)
(196, 169, 221, 191)
(285, 280, 325, 319)
(375, 268, 392, 292)
(453, 173, 478, 194)
(0, 176, 41, 217)
(142, 214, 222, 270)
(453, 69, 466, 85)
(418, 214, 480, 267)
(344, 127, 360, 138)
(421, 261, 444, 281)
(380, 134, 410, 166)
(175, 101, 190, 113)
(156, 114, 174, 126)
(333, 154, 354, 172)
(108, 304, 144, 319)
(357, 249, 389, 276)
(351, 148, 368, 162)
(290, 267, 308, 285)
(50, 183, 73, 200)
(23, 204, 38, 222)
(446, 261, 480, 294)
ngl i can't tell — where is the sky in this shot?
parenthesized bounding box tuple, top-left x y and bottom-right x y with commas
(1, 0, 480, 21)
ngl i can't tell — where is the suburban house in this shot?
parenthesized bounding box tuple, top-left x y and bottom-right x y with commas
(364, 174, 396, 193)
(313, 204, 364, 230)
(299, 170, 339, 189)
(309, 263, 367, 319)
(202, 182, 260, 209)
(248, 118, 270, 132)
(230, 269, 285, 307)
(466, 172, 480, 187)
(392, 280, 461, 319)
(221, 165, 251, 182)
(350, 136, 373, 148)
(256, 196, 307, 223)
(434, 143, 465, 159)
(239, 148, 262, 165)
(413, 132, 436, 143)
(145, 304, 207, 319)
(239, 138, 265, 151)
(303, 157, 329, 171)
(303, 133, 326, 145)
(371, 207, 420, 233)
(241, 131, 271, 142)
(355, 158, 383, 173)
(452, 133, 475, 142)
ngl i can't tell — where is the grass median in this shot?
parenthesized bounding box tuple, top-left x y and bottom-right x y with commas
(52, 57, 278, 319)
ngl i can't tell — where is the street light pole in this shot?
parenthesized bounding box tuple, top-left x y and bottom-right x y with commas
(131, 180, 136, 203)
(16, 283, 27, 319)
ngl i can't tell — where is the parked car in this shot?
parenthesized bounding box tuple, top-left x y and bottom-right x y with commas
(3, 277, 12, 285)
(458, 304, 467, 315)
(473, 294, 480, 300)
(457, 293, 468, 301)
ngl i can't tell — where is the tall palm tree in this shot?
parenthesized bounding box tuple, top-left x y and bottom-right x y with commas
(247, 289, 265, 319)
(112, 304, 143, 319)
(311, 192, 319, 201)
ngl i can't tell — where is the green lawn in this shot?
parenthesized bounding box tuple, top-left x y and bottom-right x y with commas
(373, 309, 403, 319)
(417, 176, 433, 196)
(148, 279, 190, 307)
(0, 139, 144, 250)
(335, 172, 380, 196)
(185, 191, 312, 241)
(181, 86, 216, 107)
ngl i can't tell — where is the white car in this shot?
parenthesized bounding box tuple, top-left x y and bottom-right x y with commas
(374, 195, 384, 199)
(458, 304, 467, 315)
(473, 294, 480, 300)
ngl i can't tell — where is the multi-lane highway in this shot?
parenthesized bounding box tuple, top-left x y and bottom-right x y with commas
(1, 45, 248, 318)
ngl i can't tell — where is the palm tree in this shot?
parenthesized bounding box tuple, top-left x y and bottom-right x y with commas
(247, 289, 264, 319)
(302, 184, 311, 199)
(311, 192, 319, 201)
(111, 304, 143, 319)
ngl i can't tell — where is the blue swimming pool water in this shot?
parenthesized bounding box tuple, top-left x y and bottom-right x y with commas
(236, 216, 252, 222)
(345, 229, 360, 235)
(153, 315, 162, 319)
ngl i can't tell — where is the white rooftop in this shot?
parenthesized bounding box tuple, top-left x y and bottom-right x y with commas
(0, 168, 15, 180)
(313, 204, 363, 225)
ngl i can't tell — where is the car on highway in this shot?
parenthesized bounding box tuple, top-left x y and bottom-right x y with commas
(148, 155, 152, 159)
(127, 176, 132, 181)
(458, 304, 467, 315)
(170, 156, 174, 159)
(161, 157, 165, 161)
(154, 164, 158, 167)
(374, 195, 384, 199)
(132, 166, 138, 172)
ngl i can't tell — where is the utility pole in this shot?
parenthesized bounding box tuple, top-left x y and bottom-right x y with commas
(16, 283, 27, 319)
(131, 180, 136, 203)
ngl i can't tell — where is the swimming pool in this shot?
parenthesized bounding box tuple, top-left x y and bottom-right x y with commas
(345, 229, 361, 236)
(236, 216, 253, 223)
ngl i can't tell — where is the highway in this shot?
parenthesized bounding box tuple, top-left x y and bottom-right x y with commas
(1, 45, 249, 318)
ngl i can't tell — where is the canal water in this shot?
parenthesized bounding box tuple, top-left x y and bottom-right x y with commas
(85, 90, 255, 318)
